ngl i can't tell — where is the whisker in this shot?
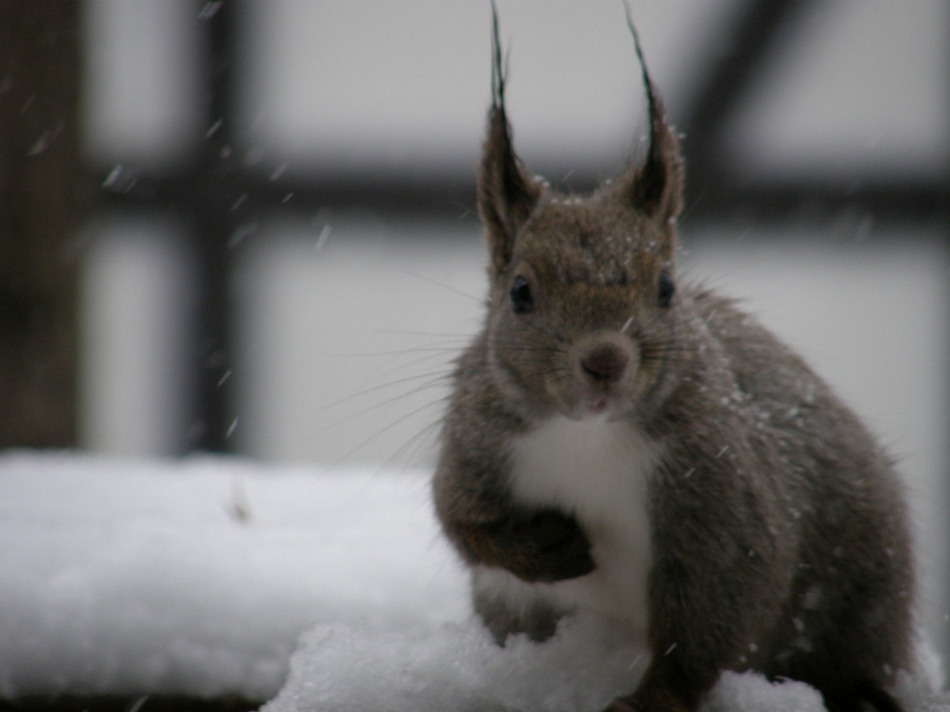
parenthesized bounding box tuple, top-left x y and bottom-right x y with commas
(403, 269, 483, 304)
(370, 415, 445, 478)
(322, 394, 449, 473)
(320, 368, 453, 417)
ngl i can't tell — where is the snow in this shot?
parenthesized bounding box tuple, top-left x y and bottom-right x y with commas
(2, 451, 948, 711)
(0, 452, 467, 700)
(267, 615, 948, 712)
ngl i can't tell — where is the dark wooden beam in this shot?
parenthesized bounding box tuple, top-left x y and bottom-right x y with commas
(0, 1, 90, 448)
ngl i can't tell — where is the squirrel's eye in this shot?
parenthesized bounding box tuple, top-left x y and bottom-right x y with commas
(509, 275, 534, 314)
(658, 271, 675, 308)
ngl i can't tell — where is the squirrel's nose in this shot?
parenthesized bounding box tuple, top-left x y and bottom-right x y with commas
(581, 344, 629, 383)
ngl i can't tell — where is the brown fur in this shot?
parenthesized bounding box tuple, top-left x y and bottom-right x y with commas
(433, 6, 915, 712)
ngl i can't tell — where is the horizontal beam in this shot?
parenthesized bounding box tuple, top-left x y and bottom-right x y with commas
(96, 163, 946, 232)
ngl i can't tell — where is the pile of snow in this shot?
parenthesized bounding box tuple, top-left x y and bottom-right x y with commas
(268, 614, 841, 712)
(268, 614, 948, 712)
(0, 452, 467, 700)
(1, 452, 947, 711)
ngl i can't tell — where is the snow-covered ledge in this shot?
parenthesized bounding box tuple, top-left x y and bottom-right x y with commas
(0, 452, 465, 704)
(1, 452, 946, 711)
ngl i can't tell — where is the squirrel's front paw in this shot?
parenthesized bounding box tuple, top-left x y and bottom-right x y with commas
(456, 508, 595, 583)
(504, 509, 595, 583)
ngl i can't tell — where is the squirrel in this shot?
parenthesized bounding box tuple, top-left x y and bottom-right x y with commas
(432, 5, 915, 712)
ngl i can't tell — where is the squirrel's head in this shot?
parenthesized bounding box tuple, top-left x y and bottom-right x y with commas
(478, 3, 685, 423)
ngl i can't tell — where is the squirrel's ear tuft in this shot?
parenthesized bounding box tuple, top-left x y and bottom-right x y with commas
(478, 1, 541, 274)
(617, 5, 684, 226)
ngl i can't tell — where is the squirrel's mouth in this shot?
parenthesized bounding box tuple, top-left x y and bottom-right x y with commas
(546, 364, 637, 421)
(563, 394, 625, 421)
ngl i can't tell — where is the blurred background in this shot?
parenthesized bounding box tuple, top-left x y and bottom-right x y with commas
(1, 0, 947, 655)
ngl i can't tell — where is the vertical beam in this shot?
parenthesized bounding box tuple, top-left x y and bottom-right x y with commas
(677, 0, 817, 215)
(0, 1, 88, 448)
(183, 0, 241, 452)
(941, 0, 950, 668)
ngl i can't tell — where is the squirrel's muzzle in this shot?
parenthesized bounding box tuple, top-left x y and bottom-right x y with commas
(581, 343, 630, 384)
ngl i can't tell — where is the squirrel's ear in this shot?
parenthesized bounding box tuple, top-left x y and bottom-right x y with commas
(479, 107, 541, 273)
(617, 8, 684, 228)
(478, 2, 541, 274)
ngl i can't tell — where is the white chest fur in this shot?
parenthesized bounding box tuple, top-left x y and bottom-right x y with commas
(505, 415, 660, 628)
